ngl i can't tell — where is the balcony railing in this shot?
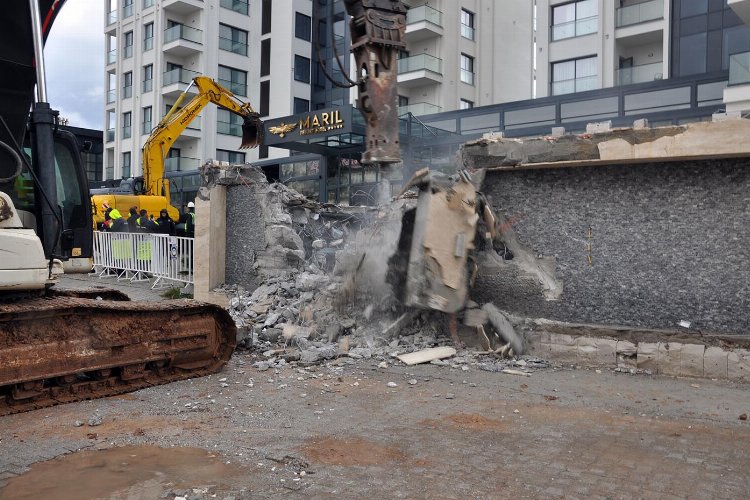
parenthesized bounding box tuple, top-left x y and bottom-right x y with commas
(218, 79, 247, 96)
(398, 102, 441, 116)
(551, 75, 598, 95)
(143, 78, 153, 92)
(107, 10, 117, 25)
(144, 36, 154, 51)
(143, 0, 154, 8)
(122, 3, 133, 18)
(616, 61, 663, 86)
(123, 45, 133, 59)
(616, 0, 663, 28)
(123, 85, 132, 99)
(461, 24, 475, 40)
(551, 15, 597, 41)
(220, 0, 249, 15)
(122, 126, 132, 139)
(397, 53, 442, 75)
(406, 5, 442, 27)
(106, 89, 116, 103)
(142, 121, 152, 135)
(219, 36, 248, 56)
(107, 49, 116, 64)
(460, 70, 474, 85)
(217, 120, 243, 136)
(163, 67, 200, 86)
(185, 115, 202, 130)
(165, 156, 201, 172)
(729, 51, 750, 86)
(106, 129, 115, 142)
(164, 24, 203, 44)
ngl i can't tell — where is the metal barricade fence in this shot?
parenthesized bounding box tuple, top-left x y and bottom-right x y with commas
(92, 231, 194, 288)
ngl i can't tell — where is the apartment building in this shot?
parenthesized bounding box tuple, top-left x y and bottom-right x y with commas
(103, 0, 316, 181)
(535, 0, 750, 102)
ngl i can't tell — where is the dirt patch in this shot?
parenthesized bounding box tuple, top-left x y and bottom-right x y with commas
(419, 413, 510, 432)
(0, 445, 245, 500)
(300, 437, 407, 466)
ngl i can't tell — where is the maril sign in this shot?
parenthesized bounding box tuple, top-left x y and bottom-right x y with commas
(268, 109, 346, 139)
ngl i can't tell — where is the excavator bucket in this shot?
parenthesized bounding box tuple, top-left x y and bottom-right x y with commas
(240, 113, 264, 149)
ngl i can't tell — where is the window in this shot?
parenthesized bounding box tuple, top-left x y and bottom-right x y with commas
(398, 95, 409, 108)
(679, 33, 707, 76)
(217, 109, 245, 136)
(294, 55, 311, 83)
(143, 0, 154, 8)
(460, 54, 474, 85)
(123, 0, 133, 18)
(262, 0, 272, 35)
(143, 64, 153, 92)
(142, 106, 152, 135)
(460, 99, 474, 109)
(551, 55, 598, 95)
(123, 31, 133, 59)
(551, 0, 597, 41)
(122, 112, 132, 139)
(260, 80, 270, 117)
(123, 72, 133, 99)
(216, 149, 246, 164)
(144, 22, 154, 51)
(106, 110, 116, 142)
(220, 0, 249, 15)
(107, 72, 116, 103)
(122, 152, 131, 178)
(681, 0, 708, 18)
(295, 12, 312, 41)
(218, 65, 247, 96)
(261, 39, 271, 76)
(461, 9, 475, 40)
(294, 97, 309, 114)
(219, 24, 248, 56)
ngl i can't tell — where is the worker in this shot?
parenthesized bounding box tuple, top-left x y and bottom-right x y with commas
(137, 209, 159, 233)
(179, 201, 196, 238)
(108, 207, 127, 232)
(127, 206, 139, 232)
(156, 208, 175, 235)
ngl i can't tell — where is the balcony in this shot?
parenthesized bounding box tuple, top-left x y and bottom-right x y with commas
(107, 49, 116, 65)
(405, 5, 443, 42)
(122, 2, 133, 18)
(162, 67, 200, 98)
(107, 10, 117, 25)
(220, 0, 249, 15)
(551, 16, 597, 41)
(551, 75, 598, 96)
(397, 54, 443, 88)
(106, 89, 116, 103)
(106, 129, 115, 142)
(218, 79, 247, 96)
(143, 0, 155, 8)
(163, 0, 203, 15)
(219, 36, 248, 56)
(164, 156, 201, 172)
(398, 102, 441, 117)
(617, 61, 663, 86)
(181, 115, 202, 137)
(163, 25, 203, 56)
(217, 120, 244, 137)
(724, 50, 750, 112)
(616, 0, 663, 28)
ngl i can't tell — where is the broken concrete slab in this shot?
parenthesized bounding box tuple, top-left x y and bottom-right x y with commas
(680, 344, 705, 378)
(637, 342, 659, 372)
(397, 347, 457, 366)
(704, 346, 728, 379)
(616, 341, 637, 369)
(577, 337, 616, 366)
(658, 343, 682, 376)
(728, 349, 750, 382)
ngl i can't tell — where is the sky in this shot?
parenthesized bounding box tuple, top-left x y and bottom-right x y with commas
(45, 0, 105, 130)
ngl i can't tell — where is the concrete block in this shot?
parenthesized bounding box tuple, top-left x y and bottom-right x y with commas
(633, 118, 649, 130)
(482, 131, 504, 140)
(577, 337, 617, 366)
(550, 126, 565, 137)
(525, 332, 543, 353)
(680, 344, 705, 377)
(586, 121, 612, 133)
(637, 342, 659, 371)
(550, 333, 577, 346)
(703, 347, 728, 379)
(658, 342, 683, 376)
(616, 341, 638, 369)
(728, 349, 750, 381)
(549, 342, 578, 364)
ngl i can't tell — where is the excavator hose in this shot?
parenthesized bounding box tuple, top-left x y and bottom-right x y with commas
(0, 139, 23, 183)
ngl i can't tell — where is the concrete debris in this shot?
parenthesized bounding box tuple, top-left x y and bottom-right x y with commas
(501, 369, 531, 377)
(740, 413, 748, 421)
(87, 415, 102, 427)
(387, 382, 398, 388)
(396, 347, 457, 366)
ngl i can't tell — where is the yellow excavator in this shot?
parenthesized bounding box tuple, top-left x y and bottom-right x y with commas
(91, 76, 263, 227)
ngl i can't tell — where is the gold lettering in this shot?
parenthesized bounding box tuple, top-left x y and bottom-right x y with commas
(335, 110, 343, 124)
(322, 113, 330, 126)
(300, 116, 311, 129)
(312, 115, 320, 127)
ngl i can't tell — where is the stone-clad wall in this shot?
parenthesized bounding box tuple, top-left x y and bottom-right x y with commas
(475, 159, 750, 335)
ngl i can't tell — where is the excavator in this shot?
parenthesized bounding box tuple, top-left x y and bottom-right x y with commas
(0, 0, 236, 415)
(91, 76, 263, 227)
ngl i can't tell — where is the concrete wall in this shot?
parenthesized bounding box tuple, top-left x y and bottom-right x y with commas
(476, 158, 750, 335)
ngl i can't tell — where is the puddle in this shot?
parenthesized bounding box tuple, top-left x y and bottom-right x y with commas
(0, 445, 245, 500)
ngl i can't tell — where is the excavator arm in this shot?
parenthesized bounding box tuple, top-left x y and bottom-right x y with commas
(141, 76, 263, 197)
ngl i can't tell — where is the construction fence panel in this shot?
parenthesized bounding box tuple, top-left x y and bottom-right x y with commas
(92, 231, 194, 288)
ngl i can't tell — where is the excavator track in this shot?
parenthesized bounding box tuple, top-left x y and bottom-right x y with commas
(0, 293, 236, 416)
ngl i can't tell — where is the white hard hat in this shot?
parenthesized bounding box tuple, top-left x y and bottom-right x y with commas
(187, 201, 195, 208)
